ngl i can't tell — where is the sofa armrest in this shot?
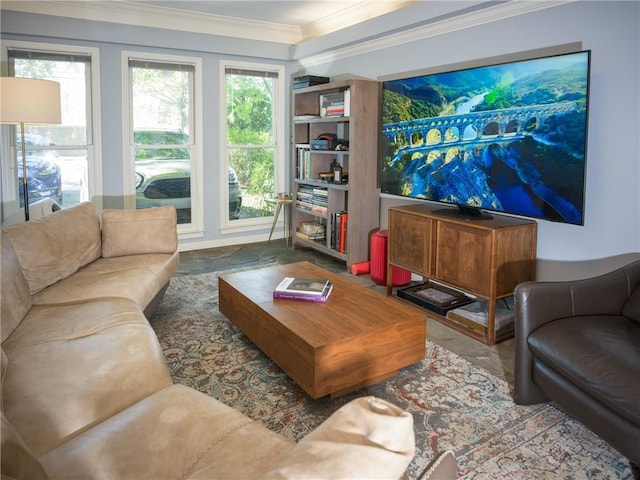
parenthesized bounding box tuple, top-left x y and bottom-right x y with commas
(101, 206, 177, 258)
(514, 259, 640, 404)
(262, 396, 415, 480)
(514, 280, 574, 404)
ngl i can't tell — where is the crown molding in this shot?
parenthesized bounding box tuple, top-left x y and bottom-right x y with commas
(2, 0, 576, 63)
(301, 0, 416, 41)
(294, 0, 575, 67)
(0, 0, 303, 44)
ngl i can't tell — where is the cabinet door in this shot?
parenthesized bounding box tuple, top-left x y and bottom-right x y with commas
(435, 221, 491, 295)
(494, 225, 537, 296)
(388, 210, 431, 275)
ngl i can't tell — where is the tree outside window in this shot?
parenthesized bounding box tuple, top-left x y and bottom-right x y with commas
(225, 67, 279, 220)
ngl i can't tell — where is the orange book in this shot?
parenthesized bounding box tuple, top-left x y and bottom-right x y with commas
(339, 212, 348, 253)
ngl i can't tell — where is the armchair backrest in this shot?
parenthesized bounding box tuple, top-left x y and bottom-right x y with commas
(622, 283, 640, 324)
(568, 259, 640, 317)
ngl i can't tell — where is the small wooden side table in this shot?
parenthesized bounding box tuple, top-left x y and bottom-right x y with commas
(265, 195, 293, 245)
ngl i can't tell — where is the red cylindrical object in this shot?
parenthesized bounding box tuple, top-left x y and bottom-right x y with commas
(370, 230, 411, 286)
(351, 261, 370, 276)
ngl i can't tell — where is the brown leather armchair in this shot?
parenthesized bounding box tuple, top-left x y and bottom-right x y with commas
(513, 259, 640, 465)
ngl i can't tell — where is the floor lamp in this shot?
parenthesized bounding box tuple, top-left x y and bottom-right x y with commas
(0, 77, 61, 221)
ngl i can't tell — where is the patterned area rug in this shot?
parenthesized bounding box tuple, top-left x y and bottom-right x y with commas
(149, 270, 633, 479)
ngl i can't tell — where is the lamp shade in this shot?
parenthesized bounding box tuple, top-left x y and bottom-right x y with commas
(0, 77, 61, 125)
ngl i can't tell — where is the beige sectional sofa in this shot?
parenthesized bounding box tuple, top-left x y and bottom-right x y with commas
(1, 202, 416, 479)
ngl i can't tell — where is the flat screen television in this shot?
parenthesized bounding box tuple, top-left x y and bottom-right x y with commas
(380, 50, 591, 225)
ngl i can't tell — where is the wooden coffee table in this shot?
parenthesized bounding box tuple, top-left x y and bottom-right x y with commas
(218, 261, 426, 399)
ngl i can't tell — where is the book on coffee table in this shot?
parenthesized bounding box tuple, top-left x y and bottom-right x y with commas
(273, 277, 333, 302)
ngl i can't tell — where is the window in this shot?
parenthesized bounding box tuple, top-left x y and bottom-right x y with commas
(222, 62, 285, 227)
(1, 42, 101, 220)
(123, 53, 202, 230)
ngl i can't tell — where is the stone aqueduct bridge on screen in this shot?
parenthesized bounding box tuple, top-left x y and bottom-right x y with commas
(382, 103, 578, 151)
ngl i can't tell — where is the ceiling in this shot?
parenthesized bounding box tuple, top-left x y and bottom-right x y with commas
(1, 1, 572, 52)
(131, 1, 415, 30)
(1, 0, 420, 44)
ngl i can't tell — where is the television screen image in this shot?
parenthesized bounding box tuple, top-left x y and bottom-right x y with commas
(381, 50, 591, 225)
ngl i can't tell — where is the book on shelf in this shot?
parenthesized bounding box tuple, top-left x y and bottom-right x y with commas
(338, 212, 348, 253)
(330, 211, 340, 249)
(295, 230, 325, 242)
(299, 221, 325, 236)
(296, 145, 311, 180)
(294, 114, 321, 121)
(325, 103, 344, 117)
(330, 211, 348, 253)
(295, 198, 313, 211)
(273, 277, 333, 302)
(296, 185, 328, 216)
(311, 205, 328, 215)
(320, 92, 347, 118)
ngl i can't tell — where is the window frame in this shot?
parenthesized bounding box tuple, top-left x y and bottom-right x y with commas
(219, 60, 286, 231)
(122, 51, 204, 237)
(0, 40, 103, 216)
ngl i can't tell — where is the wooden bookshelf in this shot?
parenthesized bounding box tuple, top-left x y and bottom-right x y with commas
(292, 79, 380, 268)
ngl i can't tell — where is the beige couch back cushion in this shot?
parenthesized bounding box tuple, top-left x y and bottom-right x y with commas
(101, 206, 177, 258)
(3, 202, 101, 295)
(1, 233, 33, 343)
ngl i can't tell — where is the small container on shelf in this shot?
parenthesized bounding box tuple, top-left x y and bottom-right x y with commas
(331, 159, 343, 184)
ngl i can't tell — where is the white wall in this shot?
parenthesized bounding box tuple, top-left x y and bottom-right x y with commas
(296, 1, 640, 274)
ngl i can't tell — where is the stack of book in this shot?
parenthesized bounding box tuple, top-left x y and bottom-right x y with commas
(273, 277, 333, 303)
(295, 185, 315, 212)
(319, 89, 350, 118)
(296, 186, 328, 216)
(295, 220, 325, 242)
(311, 188, 328, 215)
(325, 101, 344, 117)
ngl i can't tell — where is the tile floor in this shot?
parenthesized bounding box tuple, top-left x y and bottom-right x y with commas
(177, 239, 516, 385)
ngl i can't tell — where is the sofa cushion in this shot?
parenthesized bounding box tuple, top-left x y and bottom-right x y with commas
(1, 412, 49, 480)
(102, 206, 178, 258)
(39, 384, 295, 480)
(528, 315, 640, 425)
(1, 347, 7, 412)
(622, 283, 640, 324)
(2, 202, 101, 294)
(2, 298, 172, 456)
(263, 396, 415, 479)
(1, 232, 32, 343)
(31, 252, 179, 310)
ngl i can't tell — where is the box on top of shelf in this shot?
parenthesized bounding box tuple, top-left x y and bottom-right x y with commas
(293, 75, 330, 89)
